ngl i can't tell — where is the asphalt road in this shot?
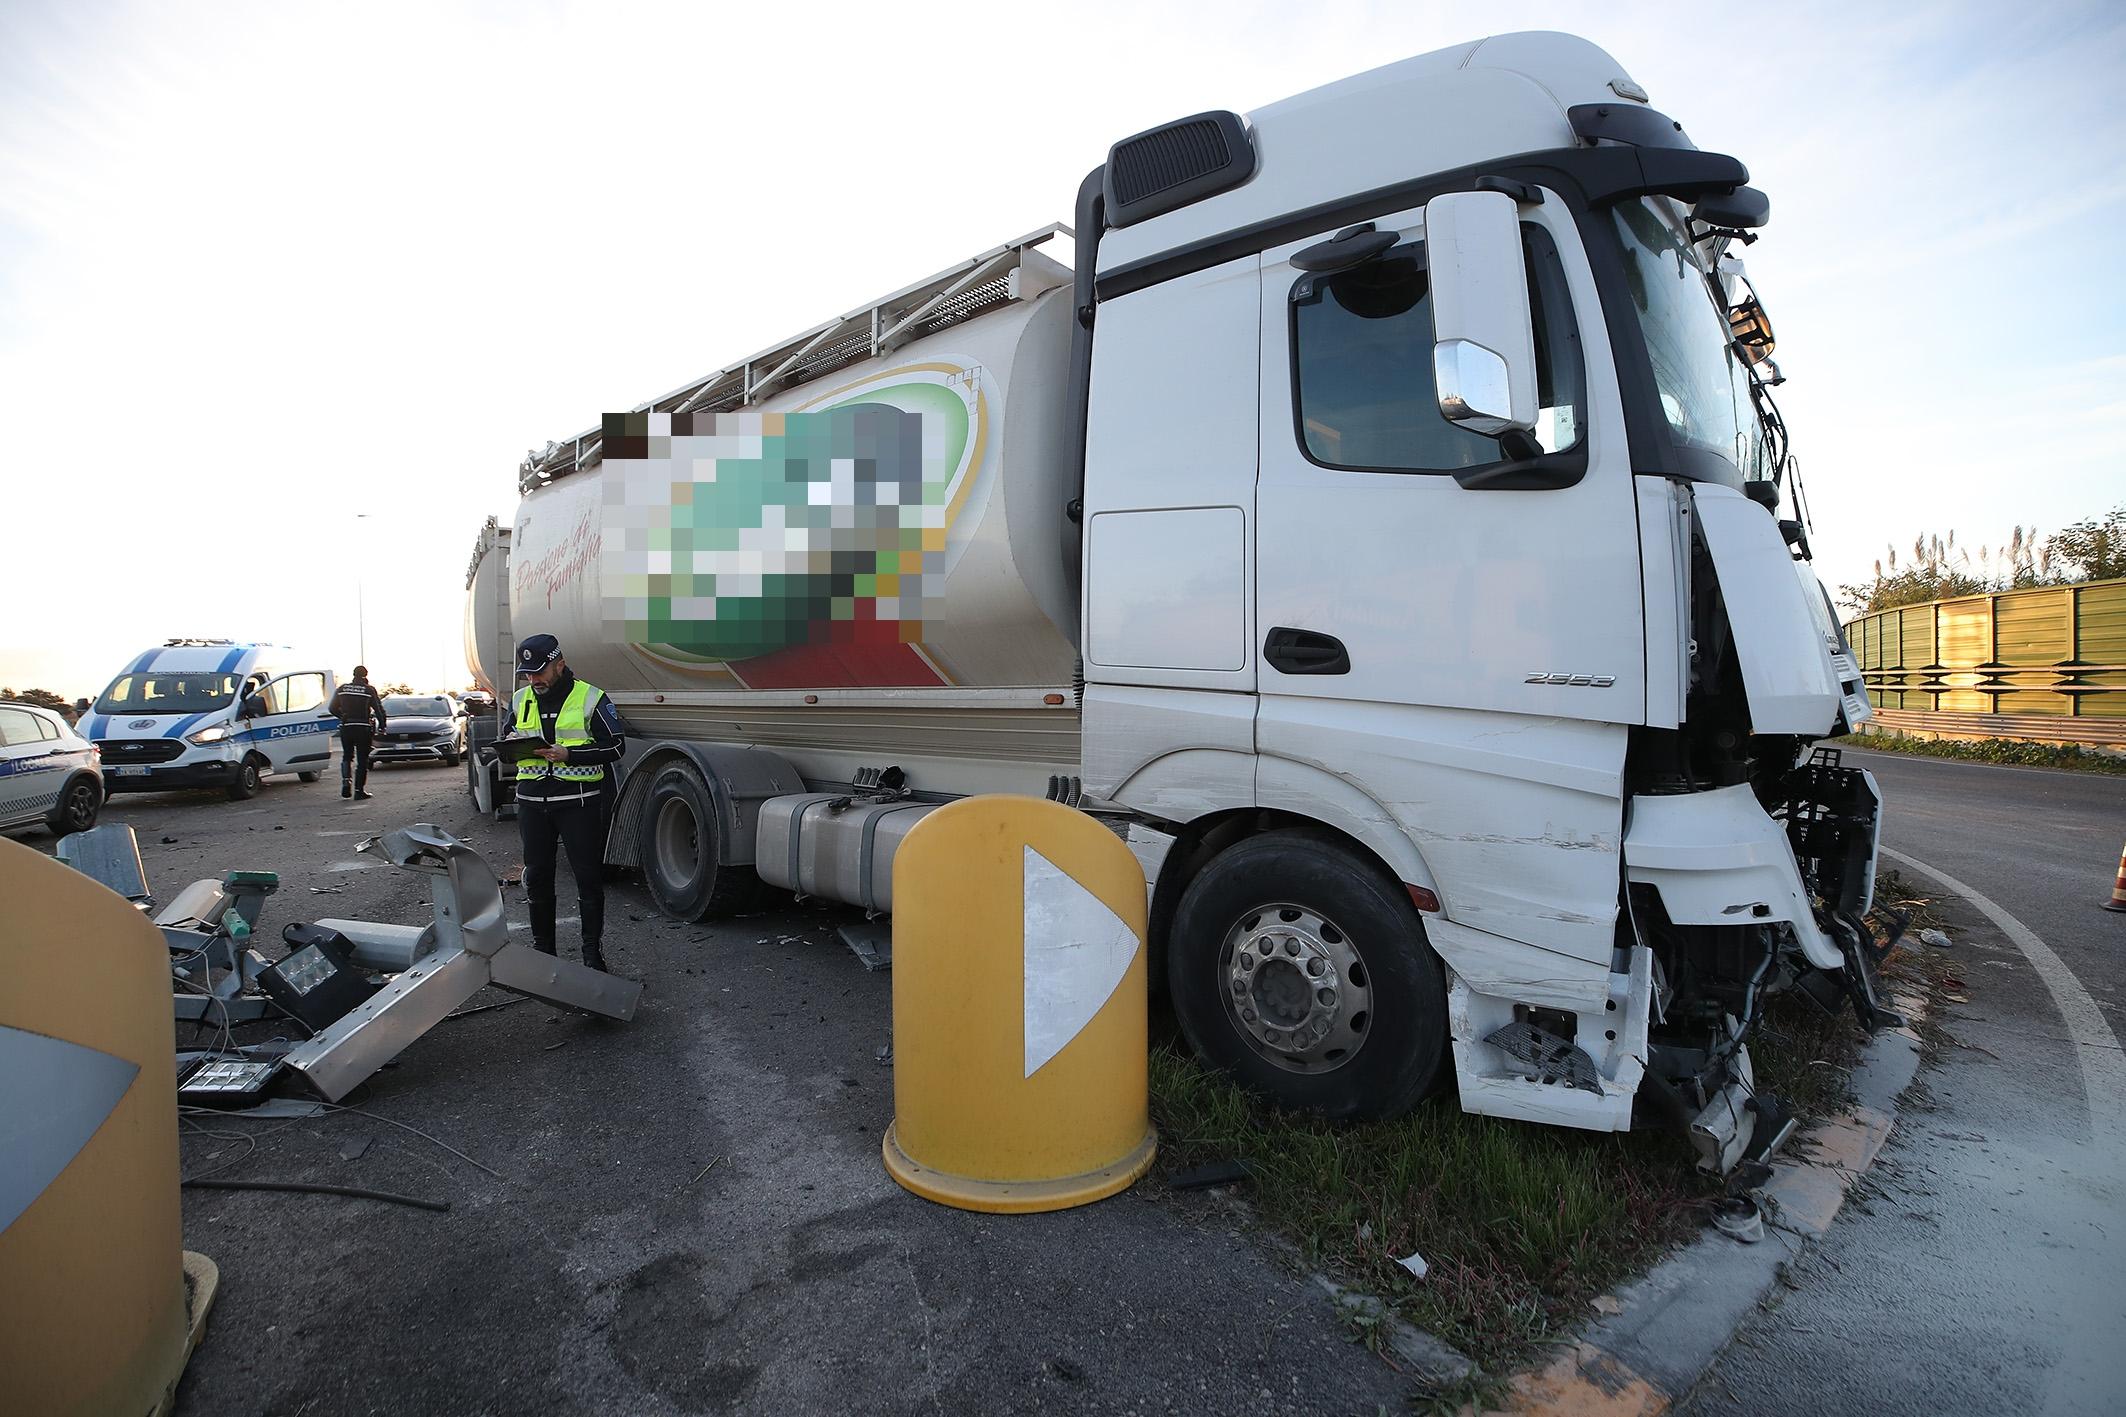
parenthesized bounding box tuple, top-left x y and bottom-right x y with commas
(20, 746, 2123, 1414)
(15, 764, 1416, 1417)
(1681, 748, 2126, 1417)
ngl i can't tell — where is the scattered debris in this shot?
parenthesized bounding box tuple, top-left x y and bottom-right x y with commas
(339, 1135, 373, 1162)
(1919, 928, 1952, 949)
(161, 836, 179, 844)
(1396, 1249, 1429, 1281)
(307, 885, 345, 894)
(874, 1044, 893, 1066)
(680, 1156, 725, 1192)
(1042, 1357, 1087, 1384)
(1711, 1196, 1765, 1244)
(839, 921, 892, 972)
(1591, 1295, 1625, 1316)
(1169, 1160, 1252, 1191)
(182, 1178, 448, 1213)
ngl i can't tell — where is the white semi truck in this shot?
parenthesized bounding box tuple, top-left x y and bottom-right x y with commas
(465, 32, 1888, 1172)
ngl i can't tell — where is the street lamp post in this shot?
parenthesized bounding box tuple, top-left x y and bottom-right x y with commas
(354, 514, 370, 667)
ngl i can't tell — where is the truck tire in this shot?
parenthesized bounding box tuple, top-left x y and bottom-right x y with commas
(225, 755, 263, 801)
(637, 762, 756, 921)
(1167, 831, 1446, 1120)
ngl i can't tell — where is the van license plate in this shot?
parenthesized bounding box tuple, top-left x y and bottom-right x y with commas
(112, 766, 151, 777)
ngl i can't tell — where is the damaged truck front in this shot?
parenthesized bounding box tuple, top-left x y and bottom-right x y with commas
(485, 32, 1891, 1172)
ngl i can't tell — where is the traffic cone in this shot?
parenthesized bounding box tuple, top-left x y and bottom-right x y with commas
(2107, 841, 2126, 913)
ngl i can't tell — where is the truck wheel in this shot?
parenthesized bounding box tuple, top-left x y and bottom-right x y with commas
(225, 756, 263, 801)
(1167, 831, 1446, 1120)
(47, 777, 101, 835)
(637, 762, 755, 921)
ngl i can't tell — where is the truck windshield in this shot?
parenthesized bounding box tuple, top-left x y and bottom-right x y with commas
(1612, 198, 1772, 485)
(95, 672, 242, 714)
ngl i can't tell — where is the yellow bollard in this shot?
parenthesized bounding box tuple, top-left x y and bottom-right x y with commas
(0, 839, 218, 1417)
(883, 796, 1157, 1213)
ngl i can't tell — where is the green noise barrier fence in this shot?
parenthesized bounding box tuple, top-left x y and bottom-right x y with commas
(1842, 578, 2126, 748)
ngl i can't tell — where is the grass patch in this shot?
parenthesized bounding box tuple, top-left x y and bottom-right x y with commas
(1145, 869, 1936, 1374)
(1850, 728, 2126, 775)
(1148, 1047, 1716, 1370)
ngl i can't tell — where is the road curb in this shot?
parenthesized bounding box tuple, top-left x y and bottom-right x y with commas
(1490, 997, 1926, 1416)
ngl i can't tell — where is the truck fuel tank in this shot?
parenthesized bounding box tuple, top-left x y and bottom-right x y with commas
(755, 793, 941, 915)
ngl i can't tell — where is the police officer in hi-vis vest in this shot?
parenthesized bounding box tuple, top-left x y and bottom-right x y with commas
(510, 634, 625, 972)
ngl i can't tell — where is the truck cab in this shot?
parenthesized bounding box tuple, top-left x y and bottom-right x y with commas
(1072, 33, 1879, 1164)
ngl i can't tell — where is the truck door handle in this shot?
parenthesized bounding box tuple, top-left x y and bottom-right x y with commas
(1263, 627, 1350, 675)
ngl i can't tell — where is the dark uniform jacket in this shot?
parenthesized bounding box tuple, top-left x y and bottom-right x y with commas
(329, 680, 390, 733)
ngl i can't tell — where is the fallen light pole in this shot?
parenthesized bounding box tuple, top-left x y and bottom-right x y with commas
(277, 824, 640, 1101)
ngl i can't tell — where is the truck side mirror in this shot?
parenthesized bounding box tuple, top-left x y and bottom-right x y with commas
(1423, 189, 1538, 439)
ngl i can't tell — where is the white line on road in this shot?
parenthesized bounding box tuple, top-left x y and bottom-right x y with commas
(1881, 844, 2126, 1147)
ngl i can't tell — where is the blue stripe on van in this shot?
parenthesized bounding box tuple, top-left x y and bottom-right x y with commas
(125, 649, 159, 673)
(216, 647, 247, 673)
(165, 711, 215, 740)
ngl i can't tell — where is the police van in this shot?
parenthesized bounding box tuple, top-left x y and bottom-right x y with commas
(77, 639, 340, 800)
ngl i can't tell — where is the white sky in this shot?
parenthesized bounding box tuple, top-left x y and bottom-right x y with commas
(2, 0, 2120, 699)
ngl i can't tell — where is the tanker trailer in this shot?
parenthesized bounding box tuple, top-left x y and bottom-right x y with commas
(462, 516, 515, 814)
(473, 32, 1896, 1168)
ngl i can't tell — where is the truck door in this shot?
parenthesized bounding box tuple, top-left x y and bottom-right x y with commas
(252, 672, 336, 775)
(1078, 254, 1261, 807)
(1254, 194, 1646, 736)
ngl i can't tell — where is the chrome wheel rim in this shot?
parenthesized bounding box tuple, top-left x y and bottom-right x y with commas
(1217, 902, 1373, 1075)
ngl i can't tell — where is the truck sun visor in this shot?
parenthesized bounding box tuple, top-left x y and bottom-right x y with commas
(1103, 110, 1255, 228)
(1568, 102, 1695, 150)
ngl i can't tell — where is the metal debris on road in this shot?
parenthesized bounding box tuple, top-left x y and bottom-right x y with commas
(1919, 928, 1953, 948)
(1711, 1196, 1765, 1244)
(1168, 1160, 1252, 1191)
(1396, 1249, 1429, 1280)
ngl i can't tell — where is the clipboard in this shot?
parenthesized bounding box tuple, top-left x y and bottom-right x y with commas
(494, 735, 550, 765)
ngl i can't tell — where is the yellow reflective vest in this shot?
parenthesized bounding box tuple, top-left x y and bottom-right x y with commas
(513, 679, 609, 793)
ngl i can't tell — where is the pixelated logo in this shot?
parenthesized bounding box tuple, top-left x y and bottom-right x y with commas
(598, 367, 983, 686)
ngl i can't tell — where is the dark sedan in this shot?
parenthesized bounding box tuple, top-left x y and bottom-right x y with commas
(370, 694, 468, 767)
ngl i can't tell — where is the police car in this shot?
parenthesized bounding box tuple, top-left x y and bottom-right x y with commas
(77, 639, 340, 801)
(0, 700, 104, 836)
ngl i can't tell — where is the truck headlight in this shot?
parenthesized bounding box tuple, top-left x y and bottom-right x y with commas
(187, 724, 231, 746)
